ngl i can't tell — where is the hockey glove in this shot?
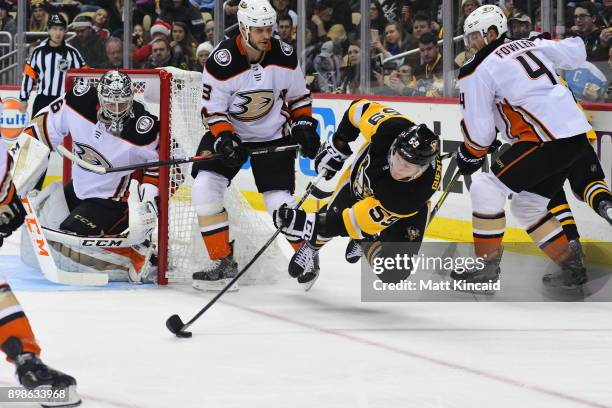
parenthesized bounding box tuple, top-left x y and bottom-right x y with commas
(314, 137, 351, 180)
(0, 184, 26, 242)
(138, 182, 159, 215)
(214, 131, 249, 168)
(273, 204, 319, 241)
(127, 180, 157, 245)
(290, 116, 321, 159)
(456, 143, 486, 176)
(597, 199, 612, 226)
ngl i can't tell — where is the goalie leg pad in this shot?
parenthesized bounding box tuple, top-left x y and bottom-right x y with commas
(6, 133, 50, 197)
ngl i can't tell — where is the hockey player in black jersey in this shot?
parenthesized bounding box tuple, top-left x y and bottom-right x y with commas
(273, 100, 442, 289)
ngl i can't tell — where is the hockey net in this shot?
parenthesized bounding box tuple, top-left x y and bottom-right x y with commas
(65, 68, 287, 285)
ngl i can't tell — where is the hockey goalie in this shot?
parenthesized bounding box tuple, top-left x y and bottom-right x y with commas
(12, 70, 161, 283)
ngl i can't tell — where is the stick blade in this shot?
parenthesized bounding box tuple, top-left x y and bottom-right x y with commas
(166, 314, 191, 337)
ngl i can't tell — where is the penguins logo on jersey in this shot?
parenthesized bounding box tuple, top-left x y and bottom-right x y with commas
(230, 90, 275, 121)
(352, 151, 374, 199)
(73, 142, 112, 170)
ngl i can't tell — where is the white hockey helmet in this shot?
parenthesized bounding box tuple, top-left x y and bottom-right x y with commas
(237, 0, 277, 44)
(97, 70, 134, 135)
(463, 5, 508, 48)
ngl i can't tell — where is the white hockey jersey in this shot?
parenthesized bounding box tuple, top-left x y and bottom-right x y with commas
(24, 80, 160, 201)
(201, 36, 312, 142)
(458, 35, 593, 157)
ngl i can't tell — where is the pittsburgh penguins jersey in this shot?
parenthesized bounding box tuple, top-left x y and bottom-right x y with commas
(24, 80, 160, 201)
(459, 35, 593, 158)
(201, 35, 312, 142)
(329, 100, 442, 240)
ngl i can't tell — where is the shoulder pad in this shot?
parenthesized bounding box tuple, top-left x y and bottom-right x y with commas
(121, 101, 159, 146)
(261, 38, 298, 69)
(458, 36, 506, 79)
(65, 79, 98, 123)
(205, 37, 249, 80)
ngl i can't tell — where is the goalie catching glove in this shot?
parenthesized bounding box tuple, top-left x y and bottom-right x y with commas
(0, 183, 26, 244)
(214, 131, 249, 167)
(314, 137, 352, 180)
(290, 116, 321, 159)
(273, 204, 320, 241)
(127, 180, 158, 245)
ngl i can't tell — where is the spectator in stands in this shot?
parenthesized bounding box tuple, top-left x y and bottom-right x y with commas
(92, 8, 111, 40)
(159, 0, 205, 42)
(507, 12, 533, 40)
(571, 2, 610, 61)
(328, 23, 349, 56)
(191, 0, 214, 12)
(80, 0, 122, 32)
(413, 32, 443, 95)
(329, 0, 354, 35)
(277, 15, 296, 48)
(309, 0, 334, 44)
(68, 15, 107, 68)
(408, 11, 432, 46)
(224, 0, 240, 28)
(132, 20, 171, 67)
(602, 0, 611, 27)
(369, 2, 388, 36)
(194, 41, 213, 71)
(378, 0, 405, 23)
(338, 42, 361, 93)
(204, 19, 214, 43)
(101, 37, 123, 69)
(312, 40, 341, 93)
(144, 37, 173, 68)
(387, 63, 418, 95)
(134, 0, 157, 27)
(456, 0, 481, 35)
(272, 0, 297, 27)
(170, 21, 196, 70)
(0, 0, 15, 36)
(29, 0, 49, 32)
(371, 21, 408, 68)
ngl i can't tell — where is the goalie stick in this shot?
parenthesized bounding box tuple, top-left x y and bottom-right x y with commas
(57, 144, 300, 174)
(166, 171, 328, 338)
(21, 196, 109, 286)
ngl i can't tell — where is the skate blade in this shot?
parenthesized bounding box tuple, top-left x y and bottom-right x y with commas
(40, 385, 82, 407)
(299, 271, 320, 292)
(192, 278, 239, 292)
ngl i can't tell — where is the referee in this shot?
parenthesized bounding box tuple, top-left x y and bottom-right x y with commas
(19, 14, 86, 115)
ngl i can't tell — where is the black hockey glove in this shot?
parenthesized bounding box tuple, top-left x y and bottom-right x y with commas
(456, 143, 486, 175)
(290, 116, 321, 159)
(273, 204, 319, 241)
(0, 184, 26, 244)
(213, 131, 248, 167)
(314, 137, 352, 180)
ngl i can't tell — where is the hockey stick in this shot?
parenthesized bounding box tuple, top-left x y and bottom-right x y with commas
(21, 196, 109, 286)
(166, 171, 328, 338)
(57, 144, 300, 175)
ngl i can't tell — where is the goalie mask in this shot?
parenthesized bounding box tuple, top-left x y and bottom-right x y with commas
(388, 124, 439, 181)
(97, 70, 134, 135)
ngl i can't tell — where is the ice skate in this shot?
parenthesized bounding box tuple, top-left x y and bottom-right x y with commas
(289, 242, 320, 291)
(192, 251, 239, 292)
(542, 240, 587, 289)
(450, 249, 503, 294)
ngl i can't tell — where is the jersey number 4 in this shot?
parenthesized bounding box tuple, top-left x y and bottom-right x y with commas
(515, 51, 557, 85)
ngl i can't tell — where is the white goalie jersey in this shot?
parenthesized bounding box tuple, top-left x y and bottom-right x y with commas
(0, 141, 11, 204)
(23, 81, 160, 201)
(201, 36, 312, 142)
(458, 36, 593, 157)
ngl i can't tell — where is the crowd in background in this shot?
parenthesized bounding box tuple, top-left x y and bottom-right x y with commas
(0, 0, 610, 101)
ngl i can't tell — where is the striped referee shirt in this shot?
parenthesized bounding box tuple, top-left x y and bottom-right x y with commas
(19, 39, 86, 101)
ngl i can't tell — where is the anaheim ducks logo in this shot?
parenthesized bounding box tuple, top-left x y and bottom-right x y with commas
(73, 142, 112, 170)
(230, 90, 275, 122)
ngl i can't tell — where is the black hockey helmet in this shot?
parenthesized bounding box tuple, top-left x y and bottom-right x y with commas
(389, 124, 439, 167)
(47, 13, 67, 30)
